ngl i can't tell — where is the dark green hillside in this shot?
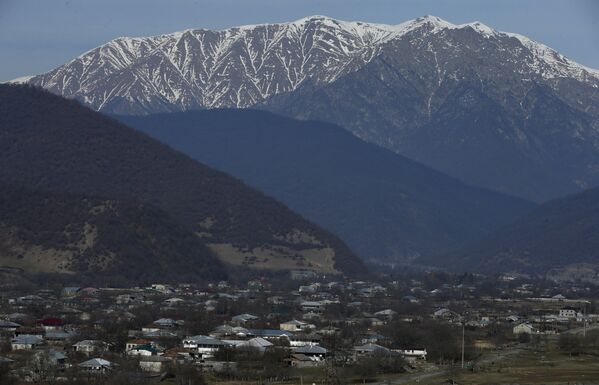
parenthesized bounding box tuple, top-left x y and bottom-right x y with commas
(436, 187, 599, 273)
(0, 85, 363, 276)
(119, 109, 534, 263)
(262, 27, 599, 203)
(0, 185, 225, 285)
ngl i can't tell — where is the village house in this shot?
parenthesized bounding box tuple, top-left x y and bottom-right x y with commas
(78, 358, 116, 373)
(79, 287, 100, 296)
(353, 343, 392, 358)
(287, 353, 322, 368)
(293, 345, 328, 361)
(11, 335, 44, 350)
(73, 340, 110, 356)
(231, 313, 259, 324)
(128, 343, 160, 357)
(398, 349, 428, 361)
(247, 329, 294, 341)
(45, 330, 76, 346)
(0, 320, 21, 334)
(210, 325, 250, 338)
(182, 335, 227, 357)
(223, 337, 273, 354)
(14, 295, 44, 306)
(302, 311, 321, 322)
(116, 293, 145, 306)
(298, 285, 318, 294)
(150, 284, 173, 294)
(14, 326, 44, 337)
(37, 317, 65, 332)
(139, 356, 171, 372)
(318, 326, 340, 336)
(360, 333, 389, 345)
(513, 322, 538, 335)
(300, 301, 326, 313)
(289, 333, 321, 347)
(126, 338, 154, 351)
(280, 319, 315, 332)
(432, 308, 462, 323)
(61, 287, 81, 297)
(374, 309, 398, 321)
(559, 307, 578, 319)
(153, 318, 182, 328)
(6, 313, 29, 324)
(143, 329, 178, 340)
(36, 349, 67, 369)
(142, 318, 181, 333)
(163, 297, 185, 307)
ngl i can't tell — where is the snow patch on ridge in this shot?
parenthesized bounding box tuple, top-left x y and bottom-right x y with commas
(7, 75, 33, 84)
(21, 15, 599, 113)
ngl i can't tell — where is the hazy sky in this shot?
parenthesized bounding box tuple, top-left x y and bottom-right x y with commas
(1, 0, 598, 81)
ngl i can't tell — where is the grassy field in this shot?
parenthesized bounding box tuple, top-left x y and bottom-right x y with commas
(208, 243, 338, 273)
(395, 348, 599, 385)
(199, 347, 599, 385)
(454, 350, 599, 384)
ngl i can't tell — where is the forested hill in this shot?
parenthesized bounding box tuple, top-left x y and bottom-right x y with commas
(434, 187, 599, 273)
(0, 185, 226, 285)
(0, 85, 364, 277)
(119, 109, 534, 264)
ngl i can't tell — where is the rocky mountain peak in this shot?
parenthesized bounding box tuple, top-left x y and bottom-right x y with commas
(17, 15, 598, 115)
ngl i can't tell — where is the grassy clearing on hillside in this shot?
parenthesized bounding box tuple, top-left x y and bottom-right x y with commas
(209, 243, 338, 274)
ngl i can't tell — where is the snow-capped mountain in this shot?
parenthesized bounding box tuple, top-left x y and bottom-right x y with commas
(258, 16, 599, 202)
(19, 15, 599, 202)
(22, 16, 399, 113)
(21, 15, 599, 115)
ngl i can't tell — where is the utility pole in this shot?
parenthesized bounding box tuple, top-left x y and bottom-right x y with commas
(461, 321, 465, 369)
(584, 303, 587, 338)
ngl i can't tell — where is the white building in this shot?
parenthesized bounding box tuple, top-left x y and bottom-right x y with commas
(513, 323, 538, 335)
(139, 356, 171, 372)
(289, 334, 321, 347)
(374, 309, 398, 320)
(182, 335, 227, 357)
(231, 314, 259, 324)
(11, 335, 43, 350)
(399, 349, 427, 361)
(280, 320, 315, 332)
(559, 307, 577, 319)
(78, 358, 116, 373)
(223, 337, 273, 354)
(72, 340, 109, 356)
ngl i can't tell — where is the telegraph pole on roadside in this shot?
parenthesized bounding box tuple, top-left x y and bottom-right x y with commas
(461, 321, 465, 369)
(584, 302, 587, 338)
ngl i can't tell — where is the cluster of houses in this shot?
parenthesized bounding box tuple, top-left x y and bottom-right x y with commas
(429, 291, 596, 338)
(1, 270, 597, 382)
(0, 277, 431, 381)
(511, 302, 598, 336)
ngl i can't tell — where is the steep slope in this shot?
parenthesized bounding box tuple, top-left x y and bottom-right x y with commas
(23, 15, 599, 117)
(23, 16, 400, 114)
(262, 17, 599, 202)
(0, 84, 363, 276)
(19, 15, 599, 201)
(436, 187, 599, 274)
(118, 109, 534, 263)
(0, 185, 225, 284)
